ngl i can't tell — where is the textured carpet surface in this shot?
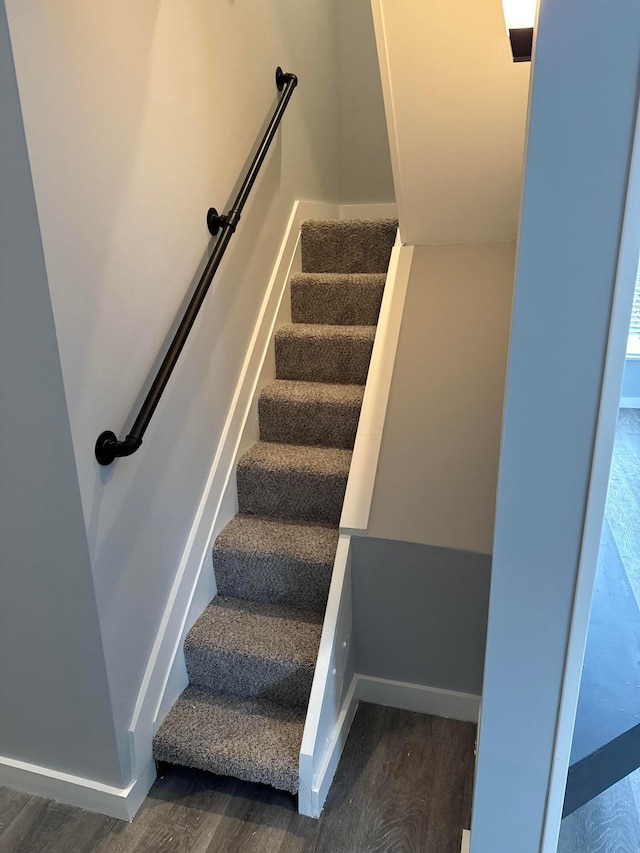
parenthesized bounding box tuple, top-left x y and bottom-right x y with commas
(153, 218, 396, 793)
(301, 219, 397, 274)
(291, 272, 385, 326)
(275, 323, 375, 385)
(153, 685, 305, 793)
(185, 597, 322, 707)
(259, 380, 363, 449)
(237, 441, 351, 524)
(214, 515, 338, 612)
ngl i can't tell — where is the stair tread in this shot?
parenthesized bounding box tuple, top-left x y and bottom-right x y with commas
(215, 514, 339, 566)
(153, 684, 304, 793)
(276, 323, 376, 342)
(260, 379, 364, 408)
(238, 441, 352, 477)
(185, 596, 323, 666)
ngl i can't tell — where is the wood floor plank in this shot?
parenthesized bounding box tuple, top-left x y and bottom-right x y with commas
(314, 703, 475, 853)
(558, 772, 640, 853)
(122, 768, 240, 853)
(0, 704, 475, 853)
(205, 782, 299, 853)
(0, 795, 115, 853)
(0, 787, 33, 840)
(559, 408, 640, 850)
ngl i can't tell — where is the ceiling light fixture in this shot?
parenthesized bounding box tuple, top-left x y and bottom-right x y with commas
(502, 0, 536, 62)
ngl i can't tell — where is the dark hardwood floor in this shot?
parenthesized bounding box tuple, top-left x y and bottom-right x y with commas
(0, 703, 475, 853)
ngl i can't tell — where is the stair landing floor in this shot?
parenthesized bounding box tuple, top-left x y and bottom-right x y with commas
(0, 703, 476, 853)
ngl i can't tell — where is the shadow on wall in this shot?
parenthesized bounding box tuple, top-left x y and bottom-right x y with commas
(352, 536, 491, 696)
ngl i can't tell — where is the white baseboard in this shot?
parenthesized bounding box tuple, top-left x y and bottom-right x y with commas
(356, 675, 481, 723)
(0, 755, 156, 821)
(620, 396, 640, 408)
(306, 676, 359, 819)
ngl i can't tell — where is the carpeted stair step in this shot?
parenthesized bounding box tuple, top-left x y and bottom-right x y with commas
(275, 323, 375, 385)
(259, 380, 363, 449)
(214, 515, 338, 612)
(301, 218, 397, 274)
(153, 684, 304, 793)
(184, 596, 323, 707)
(237, 441, 351, 524)
(291, 272, 385, 326)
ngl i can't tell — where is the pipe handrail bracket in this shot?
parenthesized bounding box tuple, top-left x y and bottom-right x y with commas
(95, 67, 298, 466)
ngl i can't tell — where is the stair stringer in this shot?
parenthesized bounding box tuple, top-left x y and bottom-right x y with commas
(127, 200, 339, 804)
(298, 235, 413, 817)
(127, 202, 397, 817)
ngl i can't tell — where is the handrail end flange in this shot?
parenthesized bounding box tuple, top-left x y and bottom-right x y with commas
(95, 431, 142, 465)
(276, 67, 298, 91)
(95, 431, 119, 466)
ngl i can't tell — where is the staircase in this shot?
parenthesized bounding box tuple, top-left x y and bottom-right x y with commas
(153, 218, 397, 796)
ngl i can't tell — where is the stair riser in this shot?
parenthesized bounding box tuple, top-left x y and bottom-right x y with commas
(185, 649, 315, 707)
(259, 396, 361, 449)
(214, 548, 332, 613)
(301, 220, 397, 274)
(291, 280, 383, 326)
(237, 465, 347, 524)
(275, 335, 373, 385)
(153, 738, 299, 794)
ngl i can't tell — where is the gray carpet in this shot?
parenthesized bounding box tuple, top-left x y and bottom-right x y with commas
(259, 380, 364, 449)
(153, 217, 397, 793)
(291, 272, 385, 325)
(275, 323, 376, 385)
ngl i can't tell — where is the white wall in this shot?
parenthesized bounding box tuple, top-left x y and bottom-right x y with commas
(5, 0, 342, 782)
(338, 0, 395, 204)
(367, 243, 515, 554)
(471, 1, 640, 851)
(0, 0, 121, 785)
(372, 0, 530, 245)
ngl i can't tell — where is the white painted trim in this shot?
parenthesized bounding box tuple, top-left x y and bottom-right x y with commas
(370, 0, 407, 243)
(356, 675, 481, 723)
(0, 755, 156, 821)
(540, 101, 640, 853)
(340, 202, 397, 220)
(461, 829, 471, 853)
(340, 241, 413, 534)
(299, 534, 356, 818)
(126, 200, 339, 814)
(310, 676, 359, 819)
(620, 396, 640, 408)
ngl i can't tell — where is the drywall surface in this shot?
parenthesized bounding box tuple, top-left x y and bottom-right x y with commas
(338, 0, 394, 204)
(0, 1, 121, 785)
(4, 0, 341, 775)
(351, 537, 490, 695)
(373, 0, 530, 245)
(471, 1, 640, 851)
(367, 243, 515, 555)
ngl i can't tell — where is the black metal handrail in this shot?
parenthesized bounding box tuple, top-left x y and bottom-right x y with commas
(95, 67, 298, 465)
